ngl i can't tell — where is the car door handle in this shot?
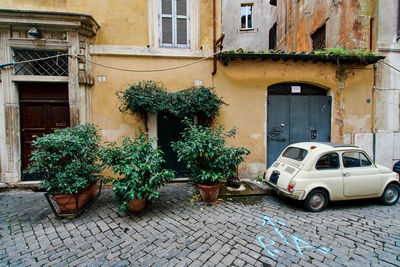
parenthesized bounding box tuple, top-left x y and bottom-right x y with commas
(343, 172, 351, 177)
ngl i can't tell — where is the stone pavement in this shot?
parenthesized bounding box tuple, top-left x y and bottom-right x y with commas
(0, 182, 399, 267)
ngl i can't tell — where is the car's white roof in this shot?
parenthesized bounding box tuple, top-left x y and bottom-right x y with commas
(288, 142, 359, 152)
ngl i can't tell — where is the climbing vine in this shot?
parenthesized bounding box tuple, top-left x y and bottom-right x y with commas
(117, 81, 225, 125)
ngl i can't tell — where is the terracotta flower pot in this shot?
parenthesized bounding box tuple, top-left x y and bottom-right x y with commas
(53, 180, 97, 214)
(128, 196, 146, 212)
(197, 183, 221, 203)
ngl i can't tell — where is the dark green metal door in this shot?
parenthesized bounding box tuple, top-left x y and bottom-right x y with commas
(267, 83, 331, 167)
(157, 115, 189, 177)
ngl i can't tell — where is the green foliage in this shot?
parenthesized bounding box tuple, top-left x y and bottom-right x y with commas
(28, 124, 102, 194)
(172, 119, 250, 185)
(225, 47, 377, 58)
(117, 81, 225, 122)
(100, 132, 175, 212)
(314, 47, 377, 58)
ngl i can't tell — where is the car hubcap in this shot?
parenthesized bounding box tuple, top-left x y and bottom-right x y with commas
(310, 193, 325, 210)
(384, 186, 399, 203)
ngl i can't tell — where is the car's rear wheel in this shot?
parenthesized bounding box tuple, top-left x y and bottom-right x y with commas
(303, 189, 328, 212)
(380, 183, 400, 205)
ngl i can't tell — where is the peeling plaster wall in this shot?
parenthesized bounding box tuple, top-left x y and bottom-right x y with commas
(221, 0, 277, 50)
(374, 0, 400, 168)
(276, 0, 373, 51)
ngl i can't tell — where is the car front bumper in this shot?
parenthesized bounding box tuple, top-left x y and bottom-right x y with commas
(265, 181, 305, 200)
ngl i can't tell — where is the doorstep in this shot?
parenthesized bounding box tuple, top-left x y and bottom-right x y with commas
(170, 177, 191, 183)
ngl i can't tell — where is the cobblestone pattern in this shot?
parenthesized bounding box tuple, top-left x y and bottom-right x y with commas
(0, 183, 399, 266)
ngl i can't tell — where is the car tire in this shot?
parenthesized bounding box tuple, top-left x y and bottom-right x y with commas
(380, 183, 400, 205)
(303, 189, 328, 212)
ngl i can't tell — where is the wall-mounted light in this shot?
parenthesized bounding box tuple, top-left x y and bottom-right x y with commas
(27, 27, 40, 38)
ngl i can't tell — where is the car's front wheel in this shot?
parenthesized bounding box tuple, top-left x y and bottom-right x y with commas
(303, 189, 328, 212)
(380, 183, 400, 205)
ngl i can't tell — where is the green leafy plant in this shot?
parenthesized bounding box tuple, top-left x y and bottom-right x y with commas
(314, 47, 377, 58)
(100, 132, 175, 212)
(117, 81, 225, 126)
(28, 123, 102, 194)
(172, 118, 250, 185)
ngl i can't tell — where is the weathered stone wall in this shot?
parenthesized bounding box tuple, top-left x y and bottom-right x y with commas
(221, 0, 277, 50)
(276, 0, 374, 51)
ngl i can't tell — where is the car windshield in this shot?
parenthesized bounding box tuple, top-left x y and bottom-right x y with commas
(282, 147, 308, 161)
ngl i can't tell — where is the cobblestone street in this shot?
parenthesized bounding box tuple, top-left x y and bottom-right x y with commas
(1, 182, 399, 266)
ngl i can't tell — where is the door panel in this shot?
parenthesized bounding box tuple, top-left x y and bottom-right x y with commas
(19, 83, 69, 181)
(157, 115, 189, 177)
(290, 96, 309, 144)
(49, 105, 70, 130)
(342, 166, 380, 196)
(267, 96, 290, 167)
(309, 96, 331, 142)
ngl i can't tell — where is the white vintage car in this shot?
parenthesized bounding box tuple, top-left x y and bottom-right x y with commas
(263, 142, 400, 212)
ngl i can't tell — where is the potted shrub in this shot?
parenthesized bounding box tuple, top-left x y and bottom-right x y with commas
(100, 132, 175, 212)
(172, 119, 250, 202)
(28, 123, 102, 215)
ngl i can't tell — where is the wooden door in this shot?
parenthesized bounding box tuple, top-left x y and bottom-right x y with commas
(157, 115, 190, 178)
(19, 83, 70, 181)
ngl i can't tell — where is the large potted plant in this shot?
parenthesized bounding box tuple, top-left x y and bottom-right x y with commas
(100, 132, 175, 212)
(28, 123, 102, 216)
(172, 119, 250, 202)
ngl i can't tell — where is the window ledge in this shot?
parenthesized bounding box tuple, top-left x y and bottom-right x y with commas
(90, 45, 212, 58)
(239, 28, 255, 32)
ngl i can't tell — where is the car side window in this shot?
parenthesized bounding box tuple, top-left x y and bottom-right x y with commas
(343, 151, 371, 168)
(316, 152, 339, 170)
(360, 152, 372, 166)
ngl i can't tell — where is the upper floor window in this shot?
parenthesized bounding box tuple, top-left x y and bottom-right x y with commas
(269, 22, 277, 50)
(241, 3, 253, 30)
(160, 0, 190, 48)
(311, 23, 326, 51)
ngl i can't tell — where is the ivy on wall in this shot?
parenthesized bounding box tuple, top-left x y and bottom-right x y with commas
(117, 81, 226, 125)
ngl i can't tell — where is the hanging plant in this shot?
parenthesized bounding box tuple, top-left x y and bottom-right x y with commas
(116, 81, 226, 125)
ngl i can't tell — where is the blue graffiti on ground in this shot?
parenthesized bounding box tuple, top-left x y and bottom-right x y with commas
(258, 215, 330, 257)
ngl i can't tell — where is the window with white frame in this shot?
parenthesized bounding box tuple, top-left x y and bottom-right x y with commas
(241, 3, 253, 30)
(160, 0, 190, 48)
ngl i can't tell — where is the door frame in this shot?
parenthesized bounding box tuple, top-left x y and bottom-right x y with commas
(266, 83, 333, 167)
(147, 113, 198, 177)
(0, 10, 99, 183)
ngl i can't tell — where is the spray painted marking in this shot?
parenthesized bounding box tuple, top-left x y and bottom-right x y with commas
(257, 215, 330, 257)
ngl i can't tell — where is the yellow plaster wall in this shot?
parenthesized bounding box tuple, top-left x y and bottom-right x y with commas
(91, 55, 374, 178)
(1, 0, 218, 49)
(1, 0, 148, 45)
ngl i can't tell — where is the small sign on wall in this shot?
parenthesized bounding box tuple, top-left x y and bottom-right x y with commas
(291, 86, 301, 93)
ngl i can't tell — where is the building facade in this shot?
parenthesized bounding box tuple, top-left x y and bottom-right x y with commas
(226, 0, 400, 169)
(221, 0, 277, 51)
(0, 1, 382, 184)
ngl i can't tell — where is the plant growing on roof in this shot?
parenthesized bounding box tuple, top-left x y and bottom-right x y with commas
(100, 132, 175, 212)
(28, 123, 102, 194)
(171, 118, 250, 186)
(116, 80, 225, 126)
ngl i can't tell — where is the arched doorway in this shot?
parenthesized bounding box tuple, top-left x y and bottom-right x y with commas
(267, 83, 332, 167)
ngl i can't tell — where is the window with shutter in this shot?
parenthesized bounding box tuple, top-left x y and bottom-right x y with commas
(160, 0, 190, 48)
